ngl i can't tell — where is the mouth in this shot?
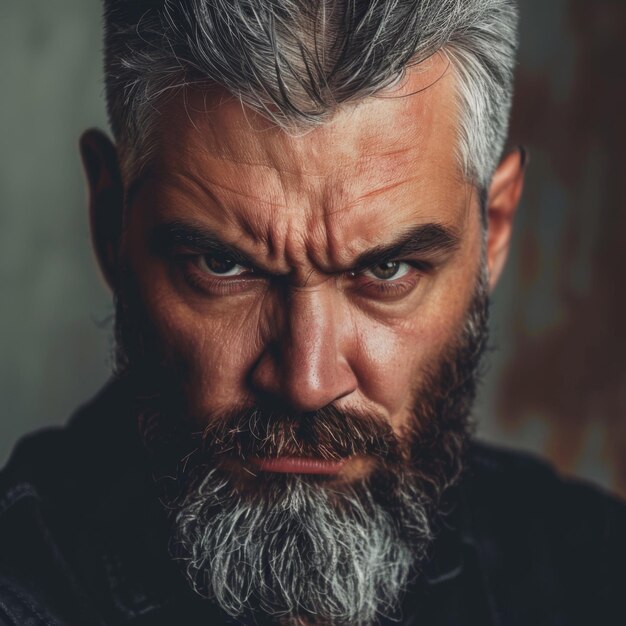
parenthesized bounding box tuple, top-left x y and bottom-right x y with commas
(248, 456, 348, 475)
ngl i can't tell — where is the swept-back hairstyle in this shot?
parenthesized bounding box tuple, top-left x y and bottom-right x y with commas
(103, 0, 518, 191)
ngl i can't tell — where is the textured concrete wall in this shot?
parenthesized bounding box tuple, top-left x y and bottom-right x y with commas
(2, 1, 625, 497)
(0, 0, 111, 453)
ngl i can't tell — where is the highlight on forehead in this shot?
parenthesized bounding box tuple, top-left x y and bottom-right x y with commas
(125, 54, 466, 223)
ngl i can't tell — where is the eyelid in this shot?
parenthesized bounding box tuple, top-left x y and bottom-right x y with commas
(162, 237, 258, 272)
(197, 248, 253, 268)
(176, 248, 254, 273)
(353, 258, 433, 276)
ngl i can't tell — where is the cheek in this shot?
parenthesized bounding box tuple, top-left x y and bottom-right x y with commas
(350, 277, 475, 428)
(352, 317, 448, 418)
(162, 306, 264, 409)
(132, 275, 265, 412)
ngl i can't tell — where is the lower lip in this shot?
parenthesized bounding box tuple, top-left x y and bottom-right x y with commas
(248, 456, 347, 475)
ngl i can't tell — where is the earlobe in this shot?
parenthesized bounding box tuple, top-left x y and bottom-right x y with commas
(79, 129, 124, 291)
(485, 146, 527, 291)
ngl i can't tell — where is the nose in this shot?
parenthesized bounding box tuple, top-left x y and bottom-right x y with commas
(250, 286, 358, 412)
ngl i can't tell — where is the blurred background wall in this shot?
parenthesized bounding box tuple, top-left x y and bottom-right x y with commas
(1, 1, 625, 497)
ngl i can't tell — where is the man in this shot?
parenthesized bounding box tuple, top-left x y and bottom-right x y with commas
(0, 1, 624, 625)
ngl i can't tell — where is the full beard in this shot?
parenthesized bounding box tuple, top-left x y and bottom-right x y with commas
(114, 269, 490, 625)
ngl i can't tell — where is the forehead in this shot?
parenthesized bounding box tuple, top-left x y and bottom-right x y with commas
(155, 54, 460, 178)
(135, 54, 474, 268)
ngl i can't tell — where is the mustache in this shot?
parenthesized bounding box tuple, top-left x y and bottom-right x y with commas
(140, 402, 404, 470)
(201, 405, 401, 461)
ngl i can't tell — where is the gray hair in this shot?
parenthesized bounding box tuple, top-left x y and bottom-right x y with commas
(171, 468, 431, 624)
(104, 0, 518, 191)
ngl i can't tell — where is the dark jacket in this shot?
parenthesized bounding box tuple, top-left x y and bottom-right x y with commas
(0, 380, 624, 625)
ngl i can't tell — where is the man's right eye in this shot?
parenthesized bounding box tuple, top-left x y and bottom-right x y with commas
(196, 254, 249, 277)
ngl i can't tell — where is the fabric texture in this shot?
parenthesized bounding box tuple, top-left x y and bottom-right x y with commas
(0, 380, 624, 626)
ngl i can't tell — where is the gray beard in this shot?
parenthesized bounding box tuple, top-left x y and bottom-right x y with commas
(171, 467, 432, 625)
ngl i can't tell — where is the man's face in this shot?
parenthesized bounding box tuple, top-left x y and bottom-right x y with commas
(122, 56, 483, 462)
(94, 55, 516, 625)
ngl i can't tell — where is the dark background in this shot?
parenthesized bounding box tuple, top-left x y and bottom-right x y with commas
(2, 1, 625, 497)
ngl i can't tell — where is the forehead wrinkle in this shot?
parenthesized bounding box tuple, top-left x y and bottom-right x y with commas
(200, 150, 328, 180)
(140, 169, 225, 216)
(351, 174, 422, 205)
(200, 170, 289, 209)
(325, 144, 421, 204)
(362, 146, 416, 159)
(200, 137, 332, 223)
(167, 156, 292, 216)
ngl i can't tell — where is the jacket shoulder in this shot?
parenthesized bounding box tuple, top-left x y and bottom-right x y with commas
(467, 440, 626, 532)
(0, 428, 103, 625)
(0, 382, 137, 626)
(464, 441, 626, 624)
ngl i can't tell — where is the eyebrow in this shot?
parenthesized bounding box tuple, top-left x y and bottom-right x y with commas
(150, 220, 461, 274)
(150, 221, 259, 269)
(350, 223, 461, 273)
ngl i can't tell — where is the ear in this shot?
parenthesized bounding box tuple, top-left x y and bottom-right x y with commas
(485, 146, 526, 291)
(80, 129, 124, 291)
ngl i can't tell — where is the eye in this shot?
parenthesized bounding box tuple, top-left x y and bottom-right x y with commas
(363, 261, 411, 281)
(197, 254, 249, 277)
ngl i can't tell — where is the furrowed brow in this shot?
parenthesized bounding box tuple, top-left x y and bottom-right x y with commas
(149, 221, 258, 268)
(351, 223, 461, 272)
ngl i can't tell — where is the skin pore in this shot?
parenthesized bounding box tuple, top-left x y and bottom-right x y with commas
(81, 53, 524, 483)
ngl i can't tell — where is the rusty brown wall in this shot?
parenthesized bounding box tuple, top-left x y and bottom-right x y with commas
(477, 0, 626, 497)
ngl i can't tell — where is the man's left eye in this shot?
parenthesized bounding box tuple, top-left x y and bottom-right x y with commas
(197, 254, 248, 277)
(363, 261, 411, 281)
